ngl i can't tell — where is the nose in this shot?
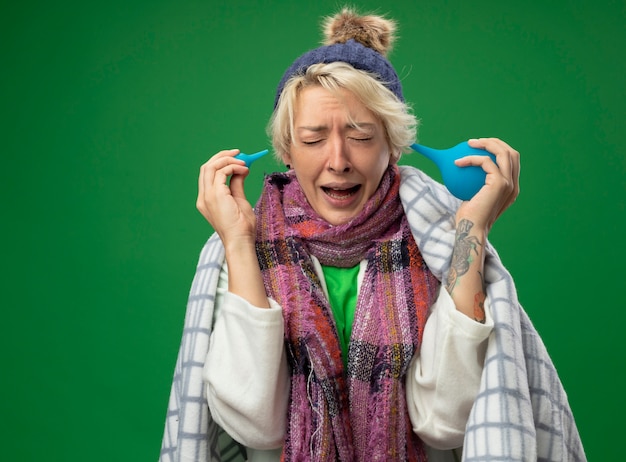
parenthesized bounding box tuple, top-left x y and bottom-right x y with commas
(327, 138, 351, 173)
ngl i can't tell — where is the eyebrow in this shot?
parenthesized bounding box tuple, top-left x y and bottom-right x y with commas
(296, 122, 377, 132)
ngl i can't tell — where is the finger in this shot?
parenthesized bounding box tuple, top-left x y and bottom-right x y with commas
(478, 140, 520, 218)
(197, 162, 221, 217)
(198, 149, 240, 189)
(455, 153, 512, 213)
(510, 147, 521, 199)
(211, 148, 241, 161)
(200, 153, 248, 190)
(463, 138, 522, 228)
(468, 138, 511, 171)
(468, 137, 508, 152)
(468, 137, 514, 161)
(483, 138, 520, 206)
(197, 162, 215, 212)
(501, 152, 520, 216)
(454, 154, 499, 171)
(229, 170, 250, 199)
(207, 152, 247, 172)
(468, 138, 518, 190)
(213, 163, 250, 186)
(197, 156, 247, 215)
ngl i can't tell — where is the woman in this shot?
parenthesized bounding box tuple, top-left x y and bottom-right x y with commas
(161, 8, 585, 462)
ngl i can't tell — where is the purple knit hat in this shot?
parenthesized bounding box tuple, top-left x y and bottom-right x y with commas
(273, 38, 404, 108)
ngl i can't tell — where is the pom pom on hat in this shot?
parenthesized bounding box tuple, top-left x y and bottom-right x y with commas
(322, 7, 396, 57)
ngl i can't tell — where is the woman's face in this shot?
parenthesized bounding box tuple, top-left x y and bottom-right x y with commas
(283, 86, 393, 226)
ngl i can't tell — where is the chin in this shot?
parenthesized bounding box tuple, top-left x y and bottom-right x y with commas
(323, 212, 358, 226)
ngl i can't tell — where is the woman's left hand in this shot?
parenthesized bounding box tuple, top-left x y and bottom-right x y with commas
(454, 138, 520, 233)
(445, 138, 519, 321)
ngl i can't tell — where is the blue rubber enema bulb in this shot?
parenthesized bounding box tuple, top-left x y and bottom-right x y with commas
(234, 149, 269, 167)
(410, 142, 496, 201)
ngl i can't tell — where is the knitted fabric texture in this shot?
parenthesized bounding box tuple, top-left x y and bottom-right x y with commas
(254, 165, 440, 461)
(274, 38, 404, 108)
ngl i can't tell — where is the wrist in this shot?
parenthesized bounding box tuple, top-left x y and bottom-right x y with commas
(454, 210, 491, 237)
(223, 237, 260, 273)
(222, 240, 271, 309)
(453, 217, 486, 242)
(222, 234, 256, 256)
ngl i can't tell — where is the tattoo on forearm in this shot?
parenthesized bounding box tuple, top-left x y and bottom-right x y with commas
(446, 219, 483, 292)
(473, 291, 486, 324)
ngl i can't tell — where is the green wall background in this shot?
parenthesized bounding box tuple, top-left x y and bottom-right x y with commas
(2, 0, 623, 460)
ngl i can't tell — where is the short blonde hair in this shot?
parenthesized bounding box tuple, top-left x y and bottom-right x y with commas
(268, 62, 418, 163)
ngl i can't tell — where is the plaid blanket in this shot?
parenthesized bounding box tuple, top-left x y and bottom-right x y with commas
(159, 165, 586, 461)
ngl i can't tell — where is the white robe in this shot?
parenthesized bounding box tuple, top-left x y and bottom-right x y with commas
(205, 256, 493, 459)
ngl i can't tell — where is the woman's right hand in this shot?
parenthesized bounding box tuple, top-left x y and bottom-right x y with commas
(197, 149, 271, 308)
(196, 149, 256, 247)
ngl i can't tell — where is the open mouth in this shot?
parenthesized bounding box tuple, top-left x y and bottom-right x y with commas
(322, 185, 361, 200)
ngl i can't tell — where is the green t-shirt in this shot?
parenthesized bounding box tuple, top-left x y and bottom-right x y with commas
(320, 264, 360, 367)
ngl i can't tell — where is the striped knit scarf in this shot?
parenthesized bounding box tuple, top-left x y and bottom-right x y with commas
(254, 165, 440, 461)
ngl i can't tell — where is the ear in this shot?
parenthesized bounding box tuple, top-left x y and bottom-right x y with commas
(388, 145, 399, 165)
(281, 150, 293, 167)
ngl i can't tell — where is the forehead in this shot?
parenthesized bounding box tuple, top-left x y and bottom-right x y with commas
(295, 85, 377, 122)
